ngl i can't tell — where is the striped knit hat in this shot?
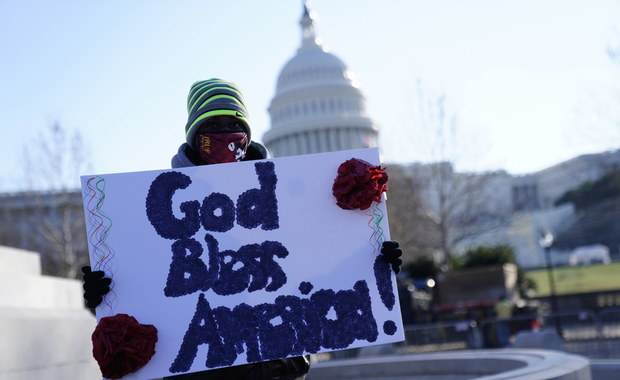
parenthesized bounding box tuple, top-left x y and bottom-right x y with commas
(185, 79, 251, 149)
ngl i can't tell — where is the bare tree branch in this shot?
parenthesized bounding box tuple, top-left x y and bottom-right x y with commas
(390, 82, 511, 268)
(2, 123, 92, 279)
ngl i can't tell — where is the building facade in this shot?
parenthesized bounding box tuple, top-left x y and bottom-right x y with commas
(0, 190, 87, 278)
(398, 150, 620, 268)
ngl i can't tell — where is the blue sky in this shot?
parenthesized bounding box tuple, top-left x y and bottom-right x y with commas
(1, 0, 619, 191)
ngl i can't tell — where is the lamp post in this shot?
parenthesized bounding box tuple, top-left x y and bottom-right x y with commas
(539, 230, 563, 338)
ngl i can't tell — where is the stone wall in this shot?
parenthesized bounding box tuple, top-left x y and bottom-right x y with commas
(0, 246, 99, 380)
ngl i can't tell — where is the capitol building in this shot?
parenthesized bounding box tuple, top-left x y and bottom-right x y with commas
(262, 2, 378, 157)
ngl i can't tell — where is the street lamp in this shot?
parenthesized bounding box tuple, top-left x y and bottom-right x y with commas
(538, 230, 563, 338)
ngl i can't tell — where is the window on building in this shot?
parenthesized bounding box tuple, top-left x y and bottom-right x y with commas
(304, 131, 311, 153)
(314, 131, 321, 152)
(325, 130, 332, 151)
(512, 183, 540, 211)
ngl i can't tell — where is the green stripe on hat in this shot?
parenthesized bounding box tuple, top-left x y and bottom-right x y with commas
(193, 94, 241, 112)
(187, 79, 227, 101)
(188, 81, 236, 106)
(187, 80, 243, 112)
(188, 87, 244, 113)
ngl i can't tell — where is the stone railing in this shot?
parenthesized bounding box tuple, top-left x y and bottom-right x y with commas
(307, 349, 592, 380)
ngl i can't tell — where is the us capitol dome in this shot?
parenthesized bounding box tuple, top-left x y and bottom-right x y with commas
(262, 2, 379, 157)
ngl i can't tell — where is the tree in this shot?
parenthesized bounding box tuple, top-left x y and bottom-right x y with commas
(418, 163, 510, 268)
(17, 123, 91, 279)
(385, 164, 438, 264)
(456, 245, 516, 269)
(399, 82, 510, 268)
(404, 256, 439, 280)
(555, 168, 620, 211)
(553, 168, 620, 254)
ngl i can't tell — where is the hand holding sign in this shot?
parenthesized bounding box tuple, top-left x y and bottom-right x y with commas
(82, 266, 112, 309)
(381, 241, 403, 274)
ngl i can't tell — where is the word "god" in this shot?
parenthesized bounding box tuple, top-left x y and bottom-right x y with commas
(145, 161, 279, 240)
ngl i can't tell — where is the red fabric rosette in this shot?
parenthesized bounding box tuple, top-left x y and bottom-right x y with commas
(92, 313, 158, 379)
(332, 158, 388, 210)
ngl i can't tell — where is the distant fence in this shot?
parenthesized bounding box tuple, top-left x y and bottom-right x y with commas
(599, 308, 620, 339)
(535, 290, 620, 311)
(321, 308, 620, 361)
(431, 308, 620, 359)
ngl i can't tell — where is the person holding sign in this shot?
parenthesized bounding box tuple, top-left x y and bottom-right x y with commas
(83, 78, 403, 379)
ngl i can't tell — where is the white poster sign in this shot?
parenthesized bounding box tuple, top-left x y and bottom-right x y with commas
(81, 148, 403, 379)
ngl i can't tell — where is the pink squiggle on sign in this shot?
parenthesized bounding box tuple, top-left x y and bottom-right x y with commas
(85, 176, 117, 315)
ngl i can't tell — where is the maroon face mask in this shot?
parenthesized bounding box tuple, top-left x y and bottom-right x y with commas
(196, 132, 249, 165)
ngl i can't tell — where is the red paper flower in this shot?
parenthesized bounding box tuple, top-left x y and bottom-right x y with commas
(92, 313, 158, 379)
(332, 158, 388, 210)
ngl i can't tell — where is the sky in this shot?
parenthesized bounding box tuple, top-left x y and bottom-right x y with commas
(1, 0, 619, 191)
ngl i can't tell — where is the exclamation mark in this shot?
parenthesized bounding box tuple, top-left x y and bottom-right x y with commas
(374, 255, 397, 335)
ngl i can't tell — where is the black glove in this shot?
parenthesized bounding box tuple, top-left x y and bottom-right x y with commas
(380, 241, 402, 274)
(82, 266, 112, 309)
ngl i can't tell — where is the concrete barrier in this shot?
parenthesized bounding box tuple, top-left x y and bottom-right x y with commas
(590, 360, 620, 380)
(308, 349, 592, 380)
(0, 246, 99, 380)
